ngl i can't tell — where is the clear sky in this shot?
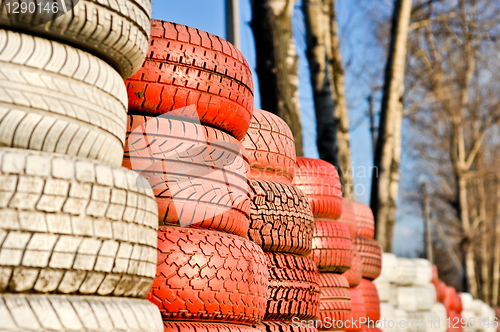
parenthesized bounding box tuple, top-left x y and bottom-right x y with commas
(151, 0, 422, 256)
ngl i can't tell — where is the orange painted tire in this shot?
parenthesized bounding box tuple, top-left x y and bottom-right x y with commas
(345, 287, 366, 331)
(123, 114, 250, 237)
(293, 158, 342, 219)
(354, 237, 382, 280)
(241, 109, 296, 184)
(358, 279, 380, 321)
(337, 200, 358, 241)
(265, 253, 320, 321)
(125, 20, 253, 141)
(317, 273, 351, 330)
(342, 248, 362, 287)
(310, 220, 352, 272)
(351, 202, 375, 239)
(164, 322, 261, 332)
(148, 226, 268, 324)
(249, 180, 315, 256)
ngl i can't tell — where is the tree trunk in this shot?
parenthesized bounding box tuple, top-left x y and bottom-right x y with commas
(371, 0, 413, 251)
(251, 0, 304, 156)
(478, 178, 490, 303)
(327, 0, 353, 198)
(492, 178, 500, 305)
(303, 0, 339, 168)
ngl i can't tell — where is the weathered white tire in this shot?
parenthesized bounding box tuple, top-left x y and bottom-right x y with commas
(397, 286, 436, 312)
(472, 299, 485, 316)
(461, 310, 476, 332)
(0, 29, 127, 166)
(382, 253, 398, 283)
(0, 294, 163, 331)
(460, 292, 473, 311)
(396, 258, 417, 286)
(430, 303, 447, 332)
(389, 283, 399, 307)
(380, 303, 397, 332)
(395, 309, 409, 332)
(414, 259, 432, 286)
(0, 149, 158, 297)
(373, 274, 390, 303)
(0, 0, 151, 79)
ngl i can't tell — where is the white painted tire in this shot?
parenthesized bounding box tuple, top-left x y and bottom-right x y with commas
(373, 274, 390, 303)
(397, 285, 436, 312)
(389, 283, 399, 307)
(414, 259, 432, 286)
(0, 294, 163, 331)
(0, 29, 128, 166)
(395, 309, 409, 332)
(430, 303, 447, 332)
(382, 253, 398, 283)
(396, 258, 417, 286)
(0, 0, 151, 79)
(460, 292, 474, 311)
(461, 310, 476, 332)
(0, 149, 158, 297)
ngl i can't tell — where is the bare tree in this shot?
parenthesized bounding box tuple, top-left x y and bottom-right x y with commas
(371, 0, 413, 252)
(328, 0, 354, 198)
(402, 0, 500, 297)
(251, 0, 304, 155)
(303, 0, 354, 197)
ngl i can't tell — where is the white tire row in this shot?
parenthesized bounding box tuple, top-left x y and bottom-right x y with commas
(0, 0, 151, 79)
(0, 294, 163, 331)
(0, 149, 158, 297)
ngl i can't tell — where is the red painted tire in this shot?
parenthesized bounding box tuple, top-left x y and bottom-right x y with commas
(317, 273, 351, 331)
(125, 20, 253, 141)
(242, 109, 296, 184)
(164, 322, 261, 332)
(442, 286, 457, 313)
(358, 279, 380, 321)
(148, 226, 268, 324)
(351, 202, 374, 239)
(265, 253, 320, 321)
(310, 220, 352, 272)
(455, 294, 463, 314)
(338, 200, 358, 241)
(354, 237, 382, 280)
(293, 158, 343, 219)
(123, 114, 250, 237)
(345, 287, 366, 331)
(256, 321, 318, 332)
(249, 180, 314, 256)
(342, 248, 362, 288)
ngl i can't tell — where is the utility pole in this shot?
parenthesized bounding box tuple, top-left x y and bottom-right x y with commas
(225, 0, 240, 49)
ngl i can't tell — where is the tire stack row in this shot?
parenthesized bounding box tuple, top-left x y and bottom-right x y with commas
(376, 256, 455, 332)
(291, 158, 383, 332)
(351, 203, 383, 332)
(432, 266, 465, 331)
(459, 292, 497, 332)
(241, 109, 320, 332)
(122, 21, 270, 332)
(0, 1, 167, 330)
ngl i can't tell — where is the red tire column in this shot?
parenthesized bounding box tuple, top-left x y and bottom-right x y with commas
(123, 20, 269, 332)
(243, 111, 320, 332)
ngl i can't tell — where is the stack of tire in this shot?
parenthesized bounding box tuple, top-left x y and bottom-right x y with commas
(376, 256, 447, 332)
(241, 109, 319, 332)
(122, 21, 269, 332)
(291, 158, 383, 331)
(0, 2, 167, 331)
(459, 293, 496, 332)
(350, 202, 383, 332)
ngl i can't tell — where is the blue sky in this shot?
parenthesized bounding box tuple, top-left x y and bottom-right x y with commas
(151, 0, 422, 256)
